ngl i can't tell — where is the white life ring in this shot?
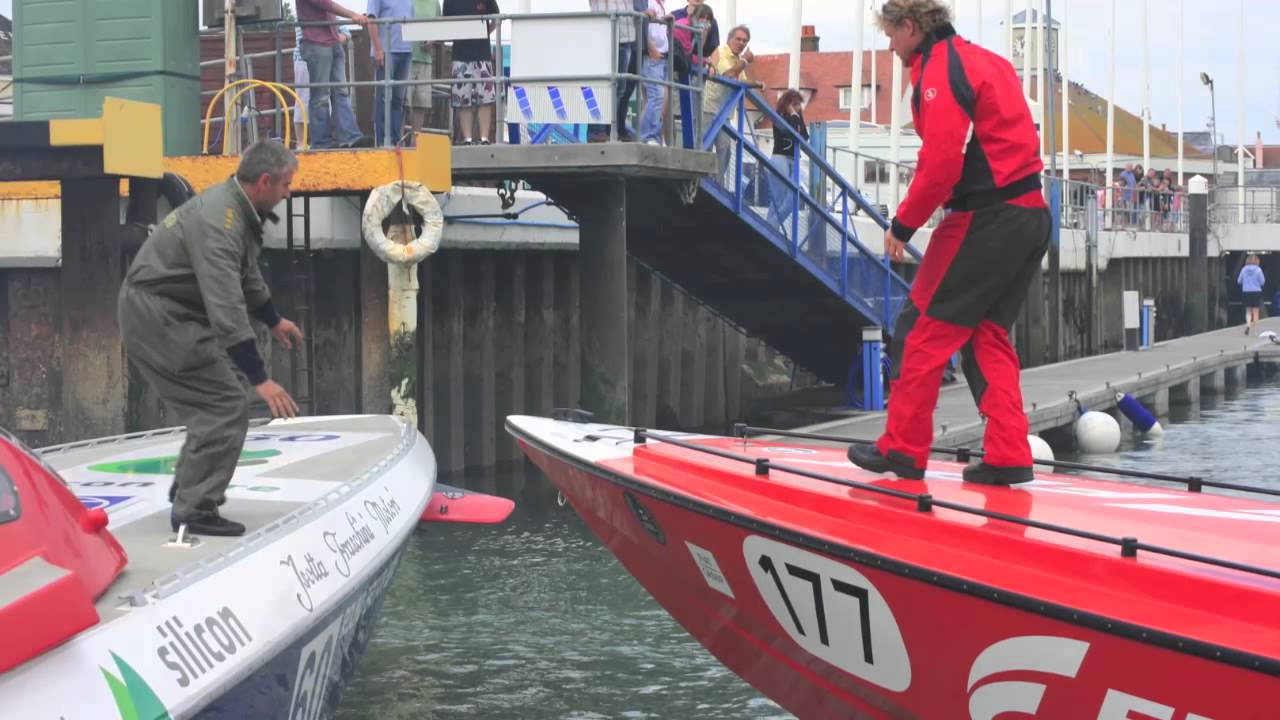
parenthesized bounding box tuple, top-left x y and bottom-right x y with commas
(361, 180, 444, 266)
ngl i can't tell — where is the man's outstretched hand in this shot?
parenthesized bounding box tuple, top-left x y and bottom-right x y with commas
(884, 229, 907, 263)
(255, 380, 300, 419)
(272, 318, 304, 351)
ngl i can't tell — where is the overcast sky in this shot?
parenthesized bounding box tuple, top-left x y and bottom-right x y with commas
(2, 0, 1276, 142)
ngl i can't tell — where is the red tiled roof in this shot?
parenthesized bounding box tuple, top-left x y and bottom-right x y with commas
(750, 50, 898, 123)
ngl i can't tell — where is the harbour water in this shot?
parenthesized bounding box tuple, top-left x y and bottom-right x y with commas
(337, 370, 1280, 720)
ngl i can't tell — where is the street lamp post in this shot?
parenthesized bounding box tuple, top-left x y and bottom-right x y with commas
(1200, 72, 1218, 186)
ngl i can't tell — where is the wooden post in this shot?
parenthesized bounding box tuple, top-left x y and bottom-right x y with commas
(223, 0, 239, 155)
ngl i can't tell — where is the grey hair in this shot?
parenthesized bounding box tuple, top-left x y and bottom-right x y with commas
(728, 24, 751, 42)
(236, 140, 298, 183)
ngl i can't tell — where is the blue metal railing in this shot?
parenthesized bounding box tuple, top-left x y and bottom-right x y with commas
(697, 77, 920, 331)
(502, 74, 920, 335)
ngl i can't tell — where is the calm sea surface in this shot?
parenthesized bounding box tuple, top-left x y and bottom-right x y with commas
(337, 372, 1280, 719)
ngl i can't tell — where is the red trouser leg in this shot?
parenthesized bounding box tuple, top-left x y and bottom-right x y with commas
(877, 313, 974, 470)
(970, 319, 1032, 467)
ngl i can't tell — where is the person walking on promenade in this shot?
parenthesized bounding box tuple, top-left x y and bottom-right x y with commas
(1238, 253, 1266, 336)
(847, 0, 1051, 485)
(118, 141, 304, 537)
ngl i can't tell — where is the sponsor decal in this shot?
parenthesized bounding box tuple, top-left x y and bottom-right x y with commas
(154, 606, 253, 689)
(967, 636, 1216, 719)
(924, 87, 938, 102)
(78, 495, 134, 511)
(89, 449, 282, 476)
(967, 635, 1089, 720)
(288, 560, 400, 720)
(244, 433, 342, 443)
(743, 535, 911, 691)
(101, 652, 171, 720)
(280, 487, 404, 613)
(624, 491, 666, 545)
(686, 541, 735, 599)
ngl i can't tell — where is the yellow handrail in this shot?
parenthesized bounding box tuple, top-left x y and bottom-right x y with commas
(227, 83, 307, 148)
(202, 79, 309, 153)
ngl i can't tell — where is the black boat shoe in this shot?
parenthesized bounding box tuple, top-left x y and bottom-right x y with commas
(847, 443, 925, 480)
(962, 462, 1035, 485)
(171, 509, 246, 537)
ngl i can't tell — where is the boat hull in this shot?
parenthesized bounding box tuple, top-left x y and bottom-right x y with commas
(198, 546, 405, 719)
(0, 416, 436, 720)
(519, 438, 1279, 720)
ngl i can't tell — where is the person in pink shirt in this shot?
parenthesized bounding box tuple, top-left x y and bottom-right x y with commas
(296, 0, 377, 148)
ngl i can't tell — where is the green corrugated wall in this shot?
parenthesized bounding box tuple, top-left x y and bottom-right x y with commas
(13, 0, 199, 155)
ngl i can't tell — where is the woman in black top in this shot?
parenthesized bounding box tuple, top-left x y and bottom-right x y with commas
(767, 89, 809, 233)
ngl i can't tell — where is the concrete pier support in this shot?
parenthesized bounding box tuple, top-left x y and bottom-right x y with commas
(578, 179, 630, 423)
(1139, 387, 1170, 417)
(1169, 375, 1200, 408)
(1224, 364, 1246, 392)
(1201, 368, 1226, 396)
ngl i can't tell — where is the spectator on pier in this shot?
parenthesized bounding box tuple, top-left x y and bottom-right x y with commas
(1119, 163, 1136, 225)
(1156, 178, 1172, 230)
(444, 0, 500, 145)
(407, 0, 441, 137)
(703, 25, 754, 175)
(297, 0, 375, 148)
(673, 3, 714, 62)
(1238, 254, 1266, 336)
(587, 0, 641, 142)
(767, 88, 809, 232)
(637, 0, 672, 145)
(293, 26, 311, 148)
(671, 0, 719, 57)
(367, 0, 412, 147)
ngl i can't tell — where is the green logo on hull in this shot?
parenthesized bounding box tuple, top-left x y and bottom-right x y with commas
(101, 652, 171, 720)
(89, 449, 282, 476)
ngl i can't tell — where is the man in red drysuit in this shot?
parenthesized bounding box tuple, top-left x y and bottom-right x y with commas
(847, 0, 1051, 485)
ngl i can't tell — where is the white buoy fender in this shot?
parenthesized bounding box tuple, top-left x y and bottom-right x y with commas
(1075, 411, 1121, 454)
(1027, 434, 1055, 462)
(362, 180, 444, 266)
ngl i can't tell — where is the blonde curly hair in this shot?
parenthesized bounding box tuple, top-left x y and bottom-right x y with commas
(876, 0, 953, 35)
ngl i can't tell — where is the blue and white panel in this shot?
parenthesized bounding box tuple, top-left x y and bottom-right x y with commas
(506, 83, 613, 125)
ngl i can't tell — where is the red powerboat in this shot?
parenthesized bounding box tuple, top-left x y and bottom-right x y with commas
(508, 414, 1280, 719)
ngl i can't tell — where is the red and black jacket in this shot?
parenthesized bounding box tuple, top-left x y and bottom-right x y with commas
(891, 23, 1045, 242)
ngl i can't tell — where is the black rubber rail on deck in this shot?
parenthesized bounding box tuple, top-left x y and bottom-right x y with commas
(629, 428, 1280, 583)
(731, 424, 1280, 500)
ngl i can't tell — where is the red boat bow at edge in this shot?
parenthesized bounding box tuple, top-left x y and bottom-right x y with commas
(507, 415, 1280, 720)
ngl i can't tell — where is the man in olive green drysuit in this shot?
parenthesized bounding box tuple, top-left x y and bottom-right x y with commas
(119, 140, 304, 537)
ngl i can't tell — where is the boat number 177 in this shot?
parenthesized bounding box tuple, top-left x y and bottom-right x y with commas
(759, 553, 874, 664)
(743, 535, 913, 691)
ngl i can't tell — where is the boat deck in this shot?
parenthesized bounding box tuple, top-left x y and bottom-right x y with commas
(508, 415, 1280, 667)
(41, 415, 410, 624)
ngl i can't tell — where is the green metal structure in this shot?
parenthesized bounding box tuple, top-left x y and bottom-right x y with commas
(12, 0, 199, 155)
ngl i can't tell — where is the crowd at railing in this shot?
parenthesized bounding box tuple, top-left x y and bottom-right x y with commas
(1051, 175, 1189, 233)
(200, 3, 715, 152)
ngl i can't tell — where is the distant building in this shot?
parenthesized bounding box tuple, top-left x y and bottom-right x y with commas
(748, 26, 1214, 183)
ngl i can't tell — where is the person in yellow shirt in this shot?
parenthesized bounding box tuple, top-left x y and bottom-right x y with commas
(702, 25, 753, 178)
